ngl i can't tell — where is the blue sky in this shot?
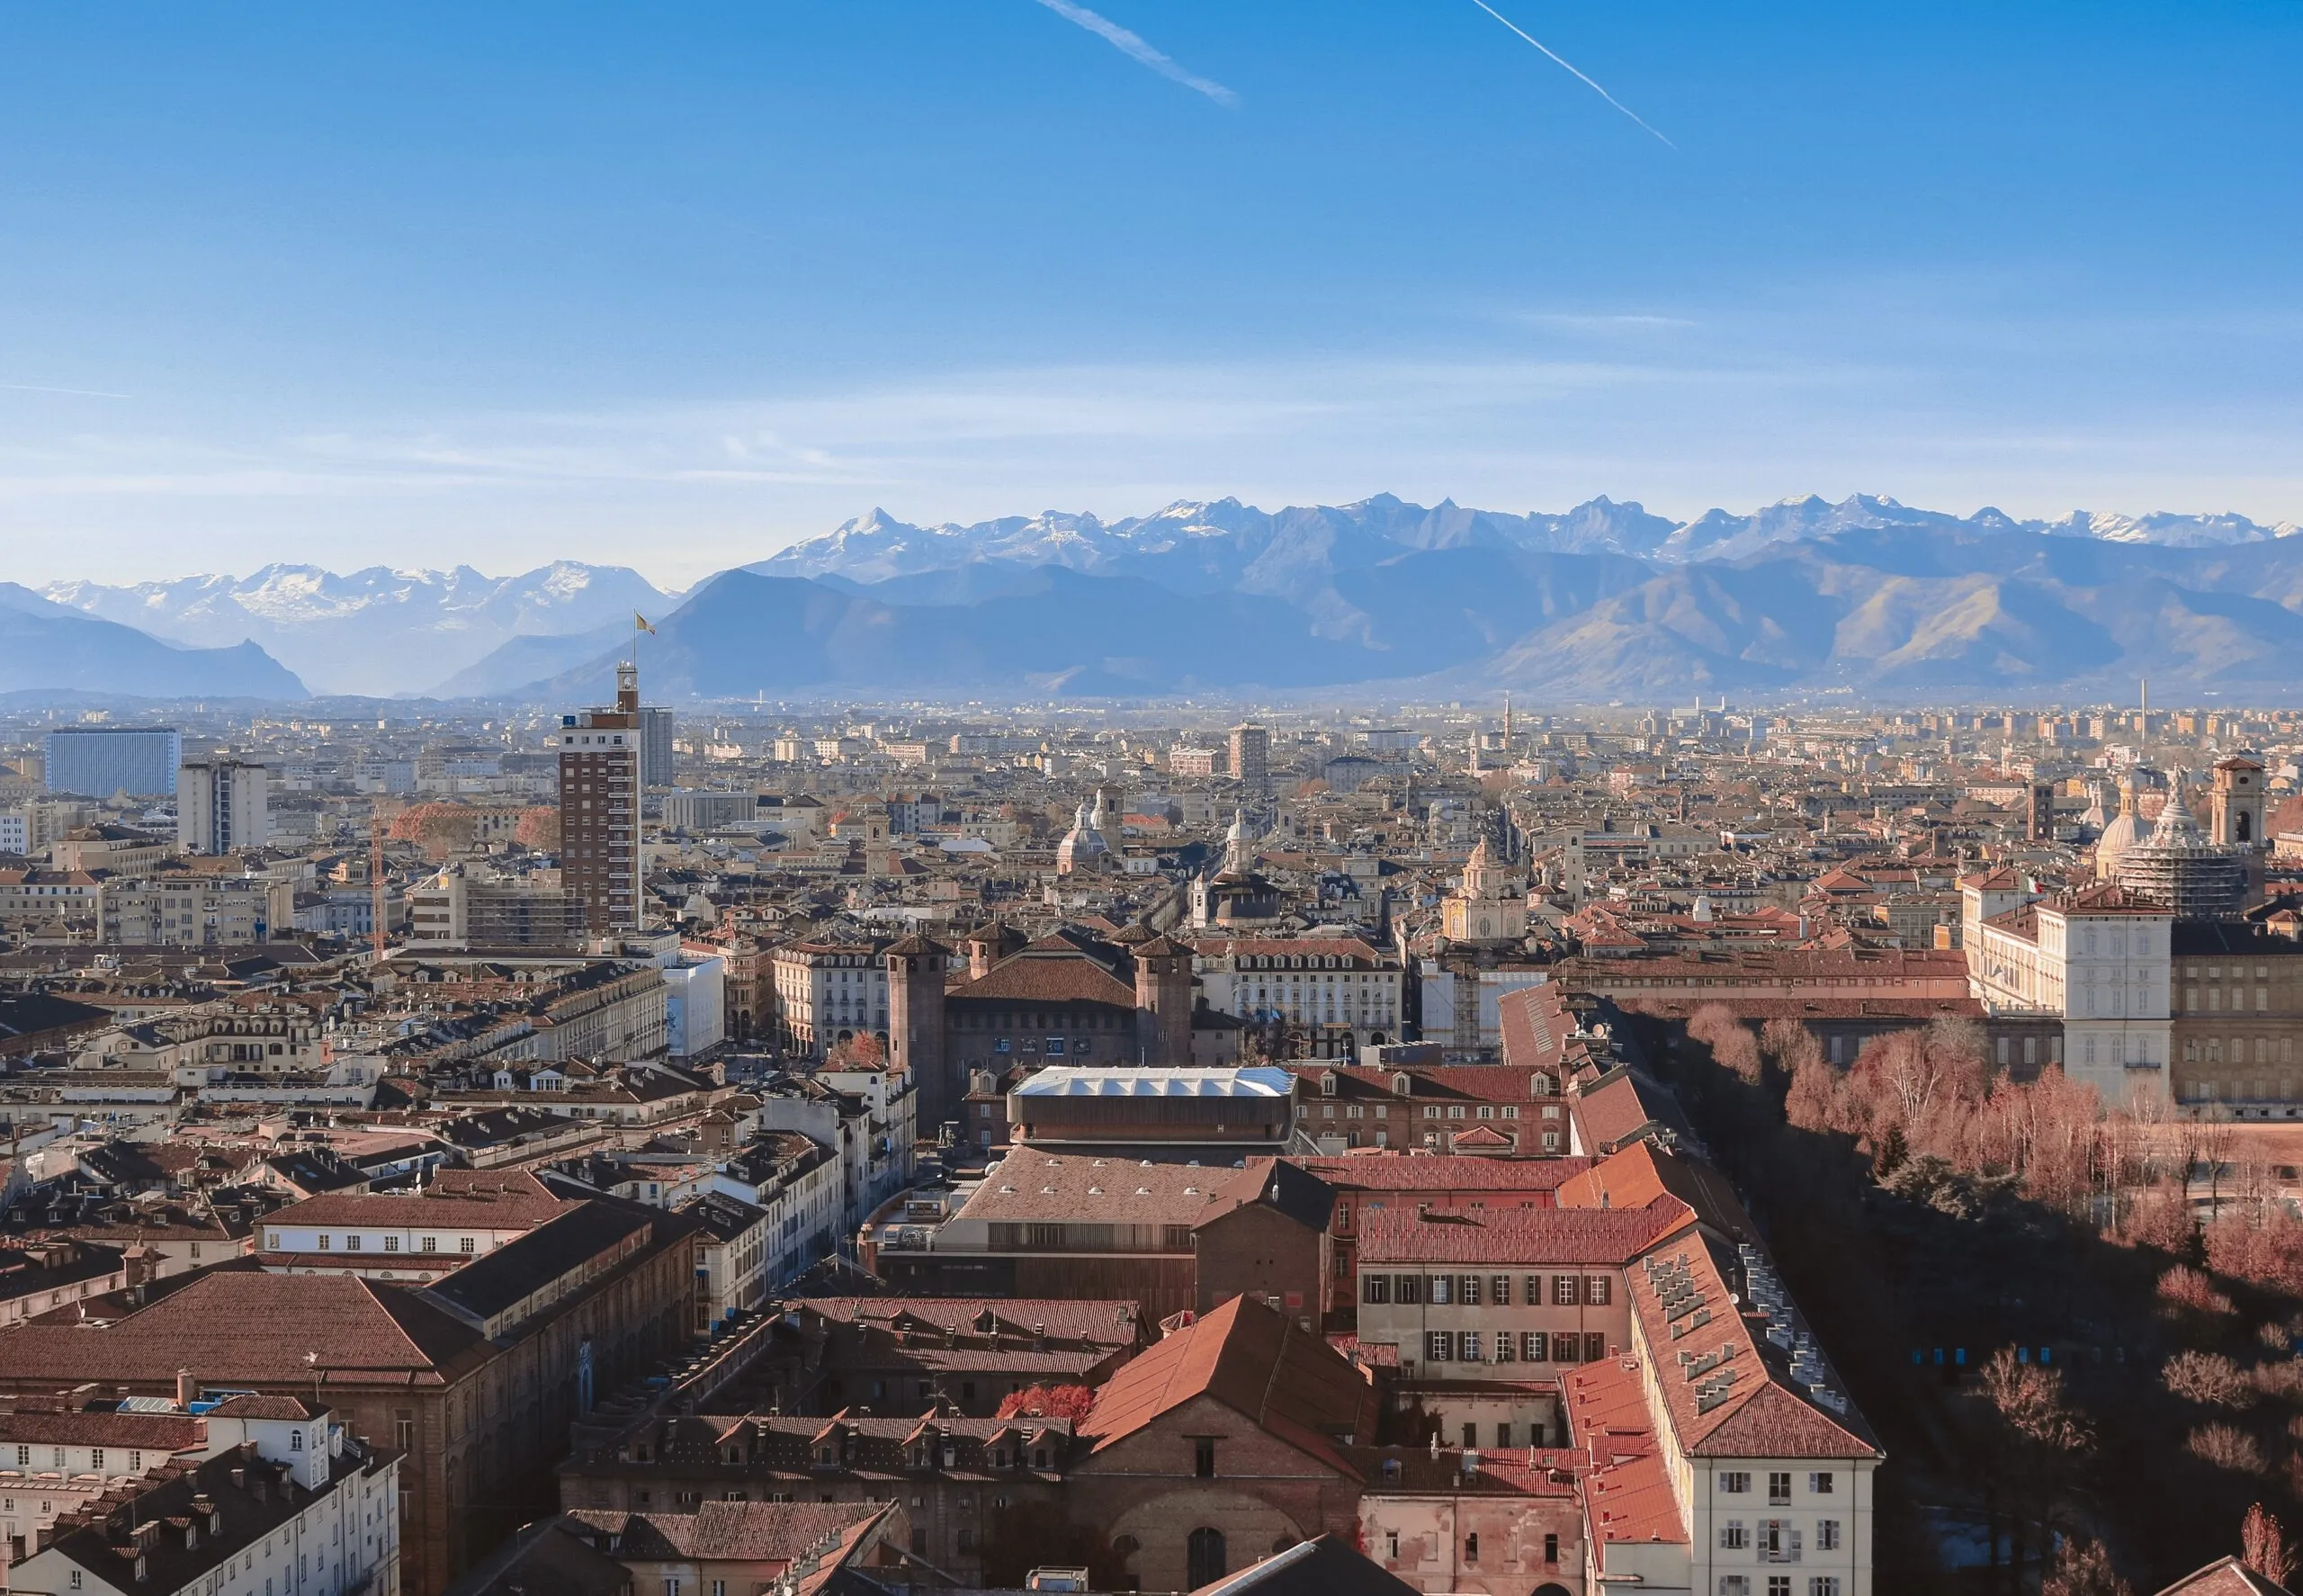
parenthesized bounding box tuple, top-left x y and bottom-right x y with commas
(2, 1, 2300, 587)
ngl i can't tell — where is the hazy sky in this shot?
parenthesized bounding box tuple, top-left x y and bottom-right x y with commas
(4, 1, 2301, 589)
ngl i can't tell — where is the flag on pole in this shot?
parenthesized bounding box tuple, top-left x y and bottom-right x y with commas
(634, 612, 657, 635)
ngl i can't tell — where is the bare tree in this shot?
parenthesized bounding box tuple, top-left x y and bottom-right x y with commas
(2201, 1111, 2240, 1222)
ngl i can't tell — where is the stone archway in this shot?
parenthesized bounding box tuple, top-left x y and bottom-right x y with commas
(1187, 1528, 1227, 1588)
(1105, 1488, 1306, 1594)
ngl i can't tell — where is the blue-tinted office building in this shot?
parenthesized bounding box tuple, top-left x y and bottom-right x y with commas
(44, 726, 183, 798)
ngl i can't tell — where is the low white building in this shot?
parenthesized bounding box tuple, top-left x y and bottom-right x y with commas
(1963, 873, 2172, 1106)
(7, 1396, 399, 1596)
(659, 950, 726, 1058)
(770, 941, 888, 1058)
(1195, 936, 1405, 1043)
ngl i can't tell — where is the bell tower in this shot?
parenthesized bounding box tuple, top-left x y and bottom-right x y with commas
(2210, 758, 2266, 848)
(1132, 935, 1195, 1064)
(885, 935, 950, 1134)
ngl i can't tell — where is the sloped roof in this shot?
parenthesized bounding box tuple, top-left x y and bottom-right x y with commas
(1556, 1141, 1753, 1241)
(1626, 1233, 1878, 1460)
(1196, 1157, 1337, 1233)
(1357, 1198, 1689, 1266)
(1081, 1295, 1372, 1472)
(946, 946, 1137, 1008)
(1189, 1535, 1421, 1596)
(0, 1270, 493, 1387)
(1570, 1074, 1662, 1152)
(1303, 1153, 1591, 1194)
(564, 1501, 886, 1565)
(2153, 1557, 2294, 1596)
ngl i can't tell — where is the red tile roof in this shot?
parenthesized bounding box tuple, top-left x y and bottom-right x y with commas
(1356, 1198, 1691, 1267)
(1560, 1355, 1686, 1558)
(1624, 1234, 1877, 1461)
(0, 1270, 493, 1387)
(2152, 1557, 2293, 1596)
(1556, 1142, 1753, 1241)
(1082, 1295, 1373, 1472)
(1304, 1154, 1592, 1194)
(1568, 1075, 1660, 1153)
(264, 1190, 576, 1230)
(946, 949, 1137, 1007)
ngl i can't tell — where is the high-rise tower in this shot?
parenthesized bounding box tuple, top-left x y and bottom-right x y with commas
(557, 662, 642, 933)
(176, 757, 270, 855)
(1227, 722, 1270, 797)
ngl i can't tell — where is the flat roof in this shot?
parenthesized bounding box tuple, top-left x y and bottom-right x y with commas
(1011, 1065, 1294, 1099)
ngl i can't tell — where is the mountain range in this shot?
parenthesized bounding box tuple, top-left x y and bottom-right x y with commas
(25, 493, 2303, 703)
(43, 562, 670, 697)
(0, 584, 305, 699)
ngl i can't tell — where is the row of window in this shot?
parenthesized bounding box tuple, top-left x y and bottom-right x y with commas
(1717, 1579, 1841, 1596)
(8, 1446, 144, 1471)
(1365, 1272, 1612, 1306)
(1719, 1470, 1835, 1500)
(1423, 1329, 1606, 1364)
(2180, 1036, 2295, 1064)
(269, 1232, 479, 1254)
(1717, 1518, 1842, 1556)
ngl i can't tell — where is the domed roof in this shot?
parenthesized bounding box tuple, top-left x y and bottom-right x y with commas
(2146, 784, 2208, 849)
(2094, 776, 2146, 879)
(1055, 801, 1109, 873)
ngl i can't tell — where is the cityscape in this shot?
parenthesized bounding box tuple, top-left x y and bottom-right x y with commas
(4, 6, 2302, 1596)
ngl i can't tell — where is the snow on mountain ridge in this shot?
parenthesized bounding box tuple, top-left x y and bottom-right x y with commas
(41, 560, 671, 696)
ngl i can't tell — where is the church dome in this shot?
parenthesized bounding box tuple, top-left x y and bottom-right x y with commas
(2093, 776, 2146, 880)
(1055, 801, 1109, 875)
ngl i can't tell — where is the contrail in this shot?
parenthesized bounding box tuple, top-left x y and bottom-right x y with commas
(1466, 0, 1674, 148)
(0, 381, 131, 399)
(1030, 0, 1239, 108)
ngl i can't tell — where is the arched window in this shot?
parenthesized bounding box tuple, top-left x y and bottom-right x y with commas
(1187, 1529, 1227, 1589)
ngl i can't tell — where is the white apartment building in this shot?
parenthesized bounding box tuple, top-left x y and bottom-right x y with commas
(657, 951, 726, 1058)
(770, 941, 888, 1058)
(176, 758, 270, 856)
(0, 1408, 205, 1574)
(95, 877, 295, 947)
(1571, 1240, 1880, 1595)
(8, 1399, 399, 1596)
(708, 1131, 846, 1286)
(257, 1187, 574, 1282)
(1962, 873, 2172, 1106)
(1194, 937, 1405, 1043)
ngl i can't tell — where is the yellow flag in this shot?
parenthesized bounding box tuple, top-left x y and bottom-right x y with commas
(634, 612, 658, 635)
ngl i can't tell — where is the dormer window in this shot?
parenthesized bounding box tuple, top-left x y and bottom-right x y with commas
(1320, 1073, 1337, 1097)
(1392, 1073, 1411, 1096)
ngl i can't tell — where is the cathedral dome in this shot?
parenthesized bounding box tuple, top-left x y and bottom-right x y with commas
(2093, 776, 2146, 881)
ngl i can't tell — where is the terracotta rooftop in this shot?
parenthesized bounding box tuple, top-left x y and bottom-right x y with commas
(0, 1270, 493, 1387)
(1556, 1142, 1753, 1242)
(563, 1500, 888, 1565)
(1081, 1295, 1373, 1470)
(1356, 1198, 1690, 1267)
(1304, 1153, 1592, 1194)
(1624, 1233, 1877, 1461)
(955, 1154, 1232, 1226)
